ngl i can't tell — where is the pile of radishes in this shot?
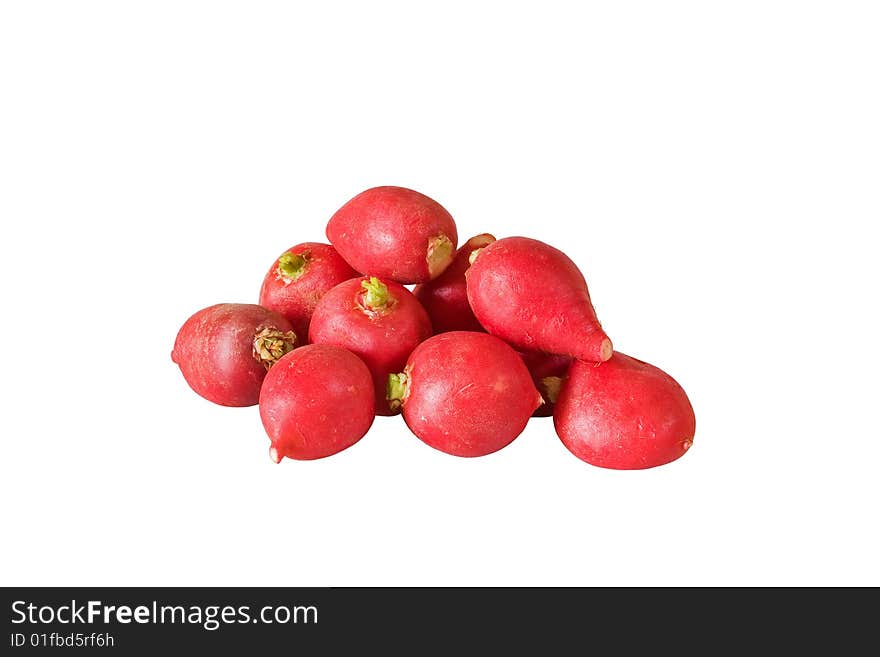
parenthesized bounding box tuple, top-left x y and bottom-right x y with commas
(172, 186, 695, 469)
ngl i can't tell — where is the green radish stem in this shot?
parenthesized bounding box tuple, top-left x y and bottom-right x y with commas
(278, 251, 309, 282)
(360, 276, 395, 314)
(387, 372, 409, 411)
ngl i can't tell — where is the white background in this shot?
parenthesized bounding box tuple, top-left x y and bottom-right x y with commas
(1, 1, 878, 586)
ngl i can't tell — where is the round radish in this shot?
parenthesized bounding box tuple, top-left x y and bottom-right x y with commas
(554, 352, 695, 469)
(388, 331, 542, 457)
(172, 303, 297, 407)
(326, 186, 459, 284)
(309, 276, 432, 416)
(466, 236, 612, 362)
(258, 242, 358, 340)
(518, 350, 573, 417)
(259, 344, 375, 462)
(414, 233, 495, 333)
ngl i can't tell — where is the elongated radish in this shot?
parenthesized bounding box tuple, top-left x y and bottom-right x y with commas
(466, 236, 612, 362)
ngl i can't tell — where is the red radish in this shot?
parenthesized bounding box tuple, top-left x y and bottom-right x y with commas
(326, 186, 459, 284)
(258, 242, 358, 340)
(309, 276, 432, 415)
(466, 236, 612, 362)
(518, 350, 573, 417)
(387, 331, 542, 457)
(554, 352, 695, 470)
(172, 303, 297, 407)
(414, 233, 495, 333)
(259, 344, 375, 462)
